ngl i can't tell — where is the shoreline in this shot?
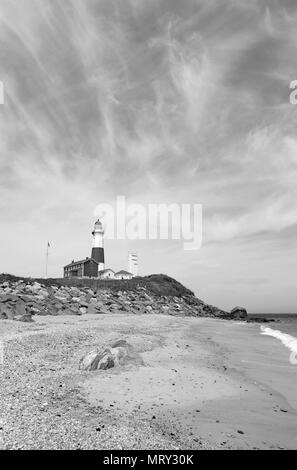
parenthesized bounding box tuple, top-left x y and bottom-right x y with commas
(1, 314, 297, 449)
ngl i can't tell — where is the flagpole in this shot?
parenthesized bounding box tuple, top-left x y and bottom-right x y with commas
(45, 242, 49, 279)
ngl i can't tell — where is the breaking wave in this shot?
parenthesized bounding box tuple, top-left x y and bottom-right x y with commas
(260, 326, 297, 364)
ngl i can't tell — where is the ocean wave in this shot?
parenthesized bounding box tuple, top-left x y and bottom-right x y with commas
(260, 326, 297, 364)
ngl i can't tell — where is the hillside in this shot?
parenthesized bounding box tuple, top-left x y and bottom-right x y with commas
(0, 273, 194, 296)
(0, 273, 228, 321)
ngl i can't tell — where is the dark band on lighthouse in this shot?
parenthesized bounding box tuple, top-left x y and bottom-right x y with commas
(91, 246, 105, 264)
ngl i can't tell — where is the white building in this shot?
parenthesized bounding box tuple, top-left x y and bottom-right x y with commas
(115, 270, 133, 280)
(99, 268, 115, 280)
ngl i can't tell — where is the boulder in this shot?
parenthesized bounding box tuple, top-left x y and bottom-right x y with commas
(30, 282, 42, 292)
(86, 304, 99, 315)
(54, 302, 63, 310)
(15, 299, 27, 316)
(0, 303, 11, 319)
(230, 306, 248, 319)
(15, 312, 34, 322)
(0, 294, 18, 303)
(79, 339, 144, 371)
(109, 303, 121, 310)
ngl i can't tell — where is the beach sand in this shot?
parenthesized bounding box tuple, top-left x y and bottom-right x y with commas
(1, 313, 297, 449)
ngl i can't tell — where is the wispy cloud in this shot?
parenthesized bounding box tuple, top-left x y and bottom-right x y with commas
(0, 0, 296, 311)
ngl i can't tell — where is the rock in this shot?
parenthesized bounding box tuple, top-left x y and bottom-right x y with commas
(54, 302, 63, 310)
(39, 289, 49, 298)
(230, 306, 248, 319)
(161, 306, 170, 314)
(61, 306, 80, 316)
(79, 339, 144, 371)
(247, 317, 274, 323)
(15, 299, 27, 316)
(118, 304, 129, 312)
(14, 311, 34, 322)
(30, 282, 42, 292)
(0, 276, 233, 323)
(87, 304, 99, 315)
(109, 303, 120, 310)
(97, 306, 111, 315)
(0, 303, 11, 319)
(0, 294, 18, 303)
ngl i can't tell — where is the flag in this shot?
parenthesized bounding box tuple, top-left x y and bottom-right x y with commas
(47, 242, 50, 248)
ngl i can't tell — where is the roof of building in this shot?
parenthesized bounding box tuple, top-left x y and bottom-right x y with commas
(99, 268, 115, 274)
(64, 257, 98, 269)
(115, 270, 133, 275)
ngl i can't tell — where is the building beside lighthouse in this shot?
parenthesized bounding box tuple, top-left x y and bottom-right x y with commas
(63, 219, 136, 280)
(64, 257, 100, 278)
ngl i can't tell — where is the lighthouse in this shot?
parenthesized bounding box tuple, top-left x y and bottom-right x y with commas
(91, 219, 105, 272)
(64, 218, 136, 280)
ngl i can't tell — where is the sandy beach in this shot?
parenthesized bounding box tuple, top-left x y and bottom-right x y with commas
(1, 313, 297, 450)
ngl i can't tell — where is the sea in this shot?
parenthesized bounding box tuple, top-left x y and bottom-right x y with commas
(249, 314, 297, 361)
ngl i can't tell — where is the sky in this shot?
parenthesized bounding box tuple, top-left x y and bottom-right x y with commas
(0, 0, 297, 313)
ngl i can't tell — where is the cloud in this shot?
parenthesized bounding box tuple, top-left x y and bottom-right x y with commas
(0, 0, 296, 311)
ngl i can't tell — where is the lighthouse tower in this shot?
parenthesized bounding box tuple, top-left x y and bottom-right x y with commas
(91, 219, 105, 272)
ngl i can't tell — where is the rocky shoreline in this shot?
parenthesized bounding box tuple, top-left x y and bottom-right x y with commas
(0, 275, 229, 322)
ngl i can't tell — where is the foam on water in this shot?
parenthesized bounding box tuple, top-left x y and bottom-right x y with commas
(260, 326, 297, 364)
